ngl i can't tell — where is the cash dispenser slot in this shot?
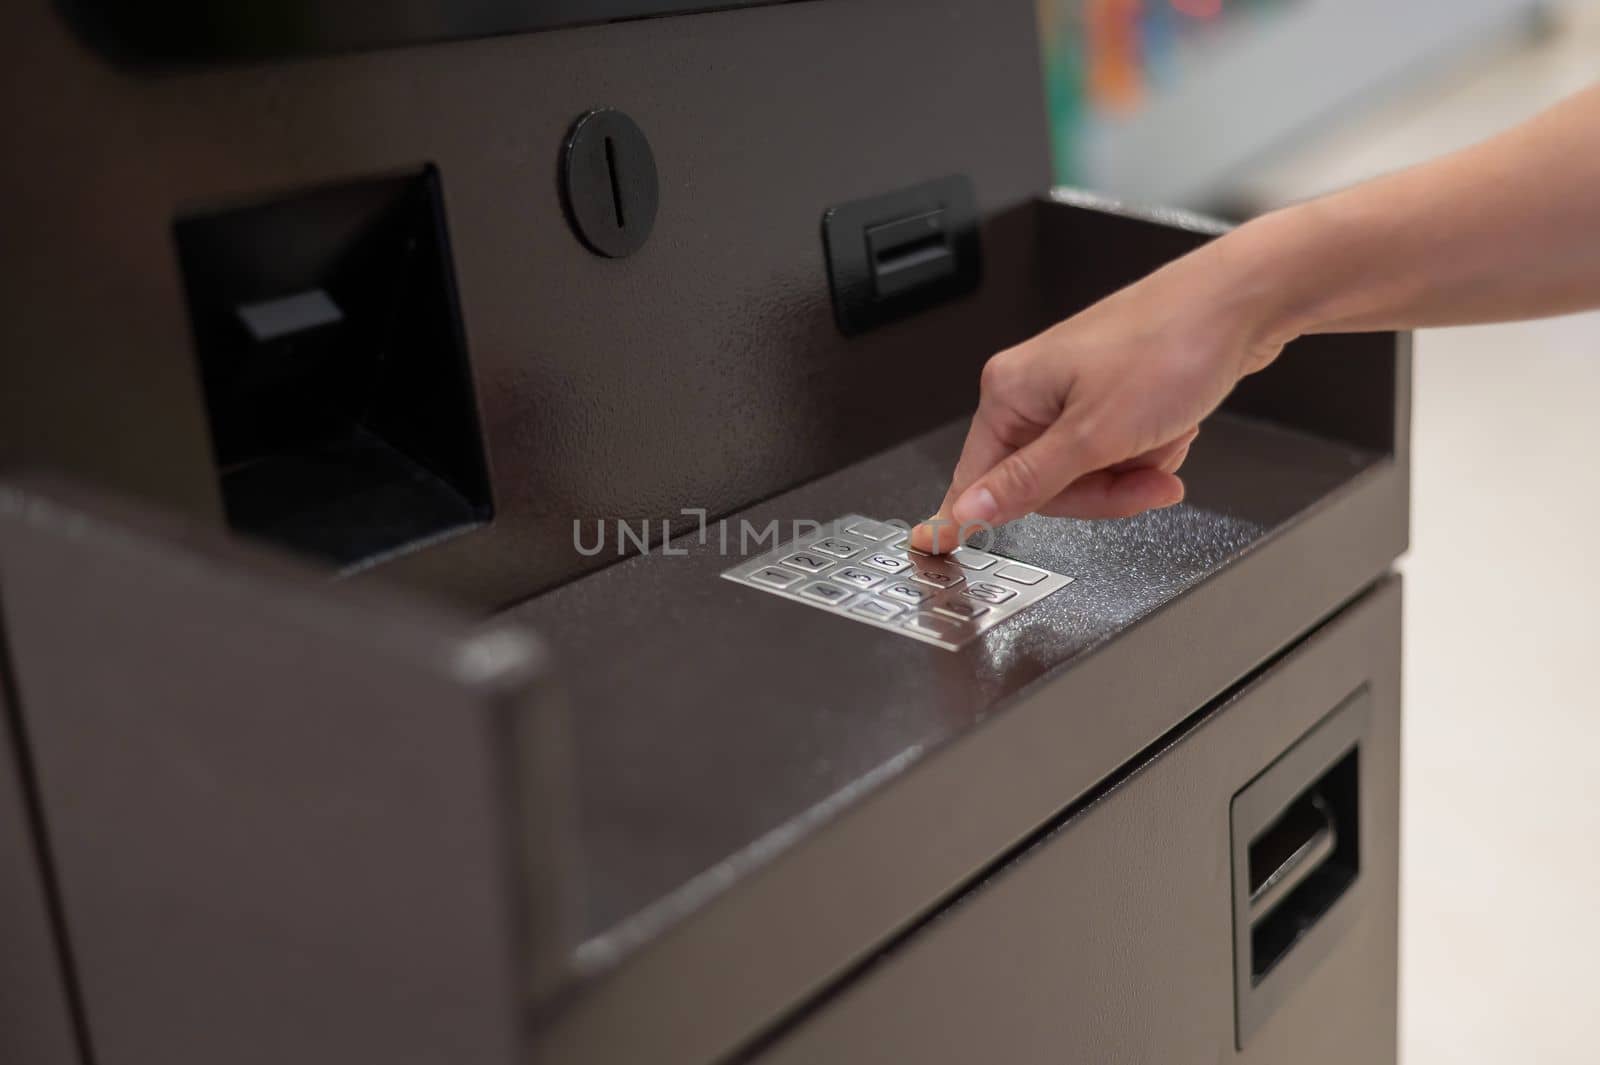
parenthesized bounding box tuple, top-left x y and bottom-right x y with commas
(1248, 790, 1338, 924)
(173, 166, 492, 567)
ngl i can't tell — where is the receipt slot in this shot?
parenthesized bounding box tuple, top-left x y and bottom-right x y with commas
(1232, 691, 1370, 1047)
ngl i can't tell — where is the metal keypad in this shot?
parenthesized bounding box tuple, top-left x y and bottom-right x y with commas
(722, 515, 1076, 650)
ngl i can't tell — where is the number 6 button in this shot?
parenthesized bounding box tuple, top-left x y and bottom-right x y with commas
(861, 552, 912, 575)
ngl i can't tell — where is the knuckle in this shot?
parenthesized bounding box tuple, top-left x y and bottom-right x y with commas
(993, 451, 1043, 505)
(1064, 416, 1112, 468)
(980, 347, 1029, 396)
(979, 353, 1012, 395)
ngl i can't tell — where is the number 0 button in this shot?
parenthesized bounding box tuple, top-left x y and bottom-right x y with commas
(964, 581, 1016, 605)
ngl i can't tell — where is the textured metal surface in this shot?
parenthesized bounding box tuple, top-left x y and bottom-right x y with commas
(750, 577, 1402, 1065)
(721, 516, 1075, 650)
(0, 0, 1052, 606)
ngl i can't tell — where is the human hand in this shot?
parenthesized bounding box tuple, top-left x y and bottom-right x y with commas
(910, 225, 1293, 553)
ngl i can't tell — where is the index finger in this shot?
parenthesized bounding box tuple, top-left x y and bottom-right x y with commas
(909, 407, 1016, 554)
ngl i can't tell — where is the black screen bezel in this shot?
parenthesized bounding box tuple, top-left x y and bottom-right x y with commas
(60, 0, 802, 66)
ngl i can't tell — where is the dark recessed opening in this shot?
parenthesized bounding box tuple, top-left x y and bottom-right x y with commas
(1248, 747, 1360, 983)
(174, 166, 492, 567)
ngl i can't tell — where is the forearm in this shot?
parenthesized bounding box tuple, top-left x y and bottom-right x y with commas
(915, 83, 1600, 544)
(1228, 83, 1600, 343)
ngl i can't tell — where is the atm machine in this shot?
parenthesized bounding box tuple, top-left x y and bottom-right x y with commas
(0, 2, 1408, 1063)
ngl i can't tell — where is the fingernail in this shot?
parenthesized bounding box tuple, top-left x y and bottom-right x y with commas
(951, 487, 998, 527)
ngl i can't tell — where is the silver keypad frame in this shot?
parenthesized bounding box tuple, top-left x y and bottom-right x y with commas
(721, 515, 1075, 650)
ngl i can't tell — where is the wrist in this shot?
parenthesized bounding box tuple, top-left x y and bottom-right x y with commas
(1218, 206, 1327, 349)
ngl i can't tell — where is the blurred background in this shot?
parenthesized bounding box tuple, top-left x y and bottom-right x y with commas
(1037, 2, 1600, 1061)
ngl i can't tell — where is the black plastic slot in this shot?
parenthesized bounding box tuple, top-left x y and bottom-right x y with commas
(1247, 791, 1336, 916)
(875, 231, 946, 271)
(1231, 690, 1371, 1048)
(867, 210, 955, 299)
(174, 166, 492, 567)
(1248, 749, 1359, 982)
(822, 175, 981, 334)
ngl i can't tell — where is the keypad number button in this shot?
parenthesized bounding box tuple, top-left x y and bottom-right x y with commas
(933, 599, 990, 621)
(881, 582, 937, 606)
(750, 566, 804, 590)
(812, 538, 862, 560)
(964, 581, 1017, 605)
(861, 552, 912, 575)
(831, 567, 886, 591)
(798, 581, 854, 607)
(910, 567, 964, 590)
(780, 552, 833, 574)
(851, 598, 906, 622)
